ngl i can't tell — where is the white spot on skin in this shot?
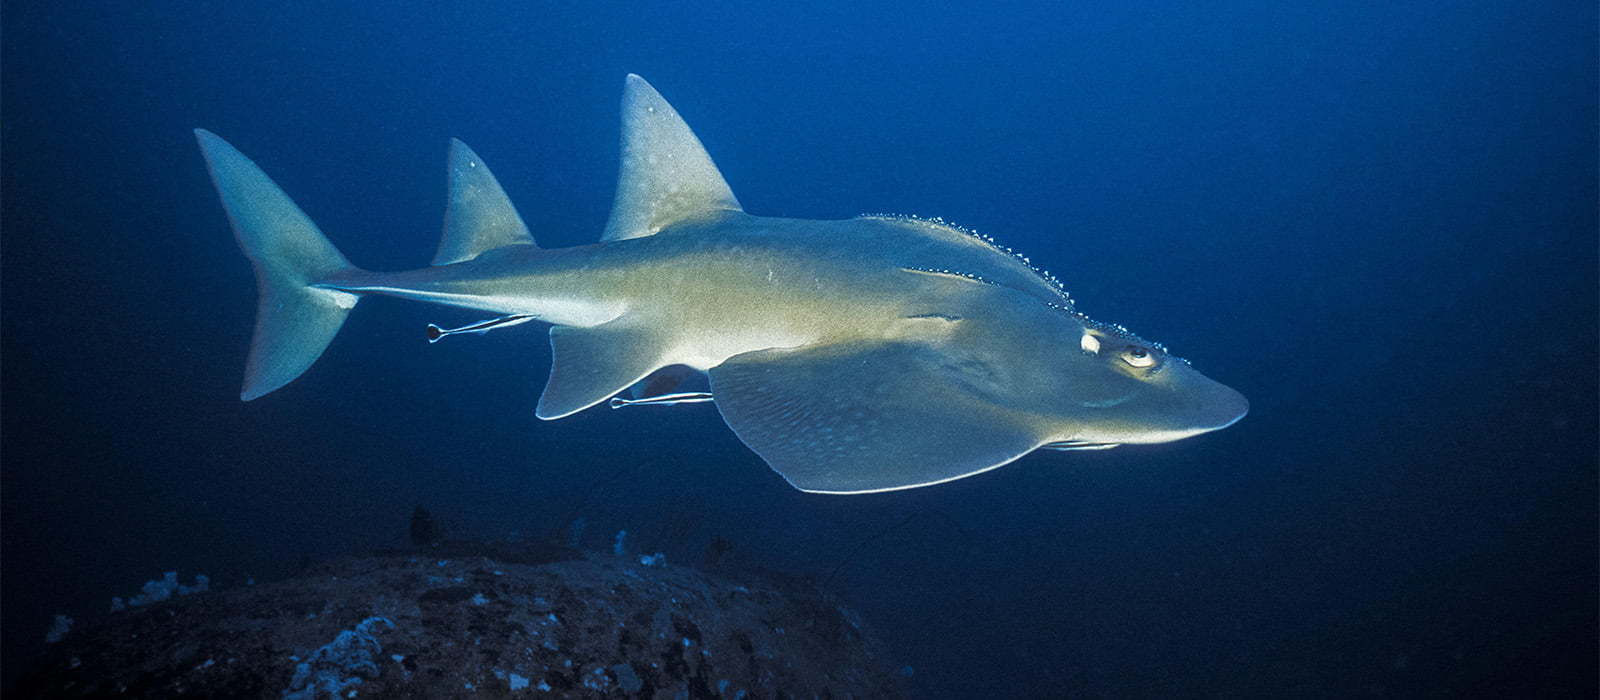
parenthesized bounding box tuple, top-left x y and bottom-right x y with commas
(1079, 395, 1131, 409)
(1081, 332, 1101, 355)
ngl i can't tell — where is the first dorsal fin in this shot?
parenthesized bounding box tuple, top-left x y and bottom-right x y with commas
(601, 75, 742, 242)
(432, 139, 536, 266)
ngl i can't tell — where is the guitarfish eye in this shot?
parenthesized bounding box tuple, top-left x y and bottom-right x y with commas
(1121, 346, 1156, 368)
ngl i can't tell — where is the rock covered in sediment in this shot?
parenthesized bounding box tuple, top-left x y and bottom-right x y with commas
(14, 540, 903, 698)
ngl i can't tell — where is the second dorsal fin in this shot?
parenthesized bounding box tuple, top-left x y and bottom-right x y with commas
(600, 75, 742, 242)
(432, 139, 536, 266)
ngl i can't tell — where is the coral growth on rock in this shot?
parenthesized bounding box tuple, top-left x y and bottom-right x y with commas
(15, 540, 901, 698)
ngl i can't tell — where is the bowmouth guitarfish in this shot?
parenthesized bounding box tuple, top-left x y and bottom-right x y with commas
(196, 75, 1247, 494)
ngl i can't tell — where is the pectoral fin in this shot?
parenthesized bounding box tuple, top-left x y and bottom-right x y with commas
(708, 342, 1046, 494)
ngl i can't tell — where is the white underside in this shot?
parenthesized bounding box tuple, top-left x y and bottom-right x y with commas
(333, 285, 625, 328)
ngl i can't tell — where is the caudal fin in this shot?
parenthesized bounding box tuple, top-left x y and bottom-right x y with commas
(195, 129, 360, 400)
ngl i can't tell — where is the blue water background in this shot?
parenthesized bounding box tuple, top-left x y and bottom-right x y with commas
(3, 2, 1595, 696)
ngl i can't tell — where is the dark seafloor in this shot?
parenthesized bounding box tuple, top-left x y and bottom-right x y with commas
(15, 539, 901, 698)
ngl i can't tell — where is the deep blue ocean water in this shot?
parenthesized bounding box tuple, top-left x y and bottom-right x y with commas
(3, 1, 1595, 696)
